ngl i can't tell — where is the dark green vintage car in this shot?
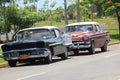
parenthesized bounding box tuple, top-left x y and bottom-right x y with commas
(1, 26, 72, 67)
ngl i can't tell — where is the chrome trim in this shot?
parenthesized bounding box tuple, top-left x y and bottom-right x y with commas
(2, 48, 47, 54)
(70, 41, 91, 49)
(2, 48, 50, 61)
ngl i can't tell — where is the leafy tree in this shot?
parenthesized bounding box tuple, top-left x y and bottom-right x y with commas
(54, 7, 64, 22)
(42, 0, 56, 25)
(67, 0, 91, 21)
(23, 0, 38, 10)
(6, 6, 38, 40)
(67, 4, 76, 19)
(0, 0, 11, 42)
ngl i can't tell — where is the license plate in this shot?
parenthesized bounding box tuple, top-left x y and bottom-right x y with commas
(20, 54, 28, 60)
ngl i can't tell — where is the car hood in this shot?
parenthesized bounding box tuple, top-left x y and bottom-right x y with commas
(66, 32, 93, 41)
(70, 32, 92, 36)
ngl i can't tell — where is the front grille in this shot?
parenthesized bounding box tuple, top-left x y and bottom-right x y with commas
(3, 52, 19, 58)
(72, 41, 83, 44)
(2, 41, 45, 52)
(19, 51, 31, 55)
(11, 43, 36, 50)
(72, 41, 90, 46)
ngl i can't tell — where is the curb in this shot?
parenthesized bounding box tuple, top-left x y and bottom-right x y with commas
(0, 42, 120, 68)
(0, 62, 8, 68)
(108, 41, 120, 46)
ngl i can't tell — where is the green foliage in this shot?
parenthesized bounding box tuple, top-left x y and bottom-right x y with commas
(6, 5, 38, 30)
(0, 48, 5, 63)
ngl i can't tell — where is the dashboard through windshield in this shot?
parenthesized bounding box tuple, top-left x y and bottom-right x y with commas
(17, 29, 52, 41)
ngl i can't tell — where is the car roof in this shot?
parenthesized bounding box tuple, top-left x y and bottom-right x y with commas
(66, 22, 99, 26)
(19, 26, 58, 32)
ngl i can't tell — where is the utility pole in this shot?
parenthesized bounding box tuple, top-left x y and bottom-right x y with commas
(77, 0, 80, 22)
(64, 0, 68, 25)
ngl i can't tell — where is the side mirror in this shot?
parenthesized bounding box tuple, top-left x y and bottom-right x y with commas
(61, 32, 64, 35)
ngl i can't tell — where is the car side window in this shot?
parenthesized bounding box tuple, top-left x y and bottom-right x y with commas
(96, 25, 101, 32)
(93, 25, 98, 32)
(54, 29, 61, 38)
(51, 29, 56, 38)
(97, 25, 102, 32)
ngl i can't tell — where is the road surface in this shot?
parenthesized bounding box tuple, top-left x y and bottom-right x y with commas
(0, 44, 120, 80)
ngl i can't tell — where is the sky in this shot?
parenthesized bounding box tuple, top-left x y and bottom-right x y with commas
(37, 0, 64, 9)
(18, 0, 68, 10)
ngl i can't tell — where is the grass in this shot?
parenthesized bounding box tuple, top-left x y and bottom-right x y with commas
(0, 48, 5, 63)
(0, 17, 120, 64)
(109, 30, 120, 43)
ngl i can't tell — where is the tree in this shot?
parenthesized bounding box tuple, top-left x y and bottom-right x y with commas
(67, 4, 76, 19)
(6, 6, 38, 40)
(109, 0, 120, 40)
(23, 0, 38, 11)
(42, 0, 56, 25)
(0, 0, 11, 42)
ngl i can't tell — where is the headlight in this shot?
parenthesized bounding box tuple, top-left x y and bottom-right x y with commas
(83, 35, 90, 41)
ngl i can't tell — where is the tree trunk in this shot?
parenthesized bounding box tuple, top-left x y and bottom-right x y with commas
(12, 26, 19, 41)
(115, 9, 120, 40)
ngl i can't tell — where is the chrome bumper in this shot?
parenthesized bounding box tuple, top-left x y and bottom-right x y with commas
(2, 48, 50, 61)
(70, 41, 91, 49)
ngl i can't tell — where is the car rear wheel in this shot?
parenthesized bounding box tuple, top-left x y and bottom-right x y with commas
(61, 51, 68, 60)
(88, 42, 95, 54)
(73, 49, 79, 55)
(45, 53, 52, 64)
(101, 41, 108, 52)
(8, 60, 17, 67)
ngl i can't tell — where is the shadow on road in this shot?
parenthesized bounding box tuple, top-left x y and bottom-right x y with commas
(69, 50, 110, 57)
(15, 57, 71, 67)
(7, 50, 111, 68)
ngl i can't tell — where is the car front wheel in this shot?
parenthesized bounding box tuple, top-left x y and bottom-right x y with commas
(45, 53, 52, 64)
(73, 49, 79, 55)
(8, 60, 17, 67)
(101, 41, 108, 52)
(61, 51, 68, 60)
(88, 42, 95, 54)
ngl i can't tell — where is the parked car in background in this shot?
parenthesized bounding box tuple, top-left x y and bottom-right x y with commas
(1, 26, 72, 67)
(65, 22, 110, 55)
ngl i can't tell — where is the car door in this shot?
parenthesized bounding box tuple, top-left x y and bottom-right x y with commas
(50, 29, 64, 55)
(92, 24, 100, 48)
(96, 24, 106, 47)
(93, 24, 106, 48)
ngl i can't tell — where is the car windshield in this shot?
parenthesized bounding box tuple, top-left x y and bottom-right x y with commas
(65, 24, 93, 33)
(16, 29, 52, 41)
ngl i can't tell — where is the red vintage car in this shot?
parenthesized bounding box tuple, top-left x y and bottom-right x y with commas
(65, 22, 110, 55)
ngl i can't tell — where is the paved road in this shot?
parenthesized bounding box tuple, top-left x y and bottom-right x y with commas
(0, 44, 120, 80)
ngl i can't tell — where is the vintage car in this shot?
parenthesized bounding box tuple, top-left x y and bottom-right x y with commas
(65, 22, 110, 55)
(1, 26, 72, 67)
